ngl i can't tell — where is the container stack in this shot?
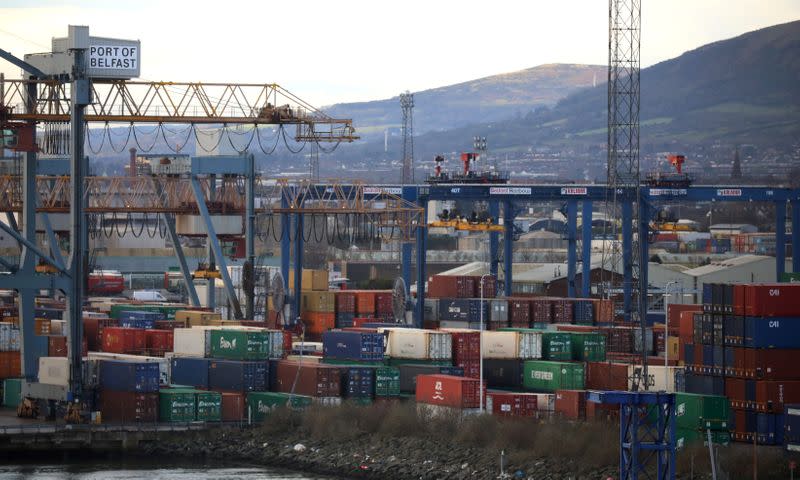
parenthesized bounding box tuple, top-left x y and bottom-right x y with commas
(426, 274, 497, 330)
(682, 282, 800, 445)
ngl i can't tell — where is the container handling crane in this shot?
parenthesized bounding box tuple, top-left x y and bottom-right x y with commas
(426, 152, 509, 184)
(644, 154, 692, 188)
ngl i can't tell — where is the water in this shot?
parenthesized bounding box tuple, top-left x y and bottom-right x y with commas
(0, 460, 333, 480)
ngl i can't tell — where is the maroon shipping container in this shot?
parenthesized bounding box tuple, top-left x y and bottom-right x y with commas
(100, 390, 158, 422)
(754, 381, 800, 412)
(374, 292, 393, 315)
(427, 275, 475, 299)
(486, 391, 538, 417)
(145, 329, 174, 357)
(273, 361, 341, 397)
(555, 389, 586, 420)
(586, 401, 620, 421)
(725, 378, 747, 408)
(454, 358, 480, 379)
(530, 299, 553, 324)
(222, 392, 245, 421)
(552, 300, 574, 324)
(416, 374, 481, 409)
(509, 299, 531, 325)
(586, 362, 629, 391)
(741, 284, 800, 317)
(603, 327, 634, 354)
(48, 336, 67, 357)
(154, 320, 187, 331)
(477, 276, 496, 298)
(451, 331, 481, 361)
(83, 317, 118, 351)
(102, 327, 146, 354)
(335, 292, 356, 313)
(744, 349, 800, 380)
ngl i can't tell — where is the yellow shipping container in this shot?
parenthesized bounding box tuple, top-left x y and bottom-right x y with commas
(667, 336, 680, 360)
(34, 318, 51, 336)
(301, 291, 335, 313)
(174, 310, 222, 326)
(289, 269, 328, 291)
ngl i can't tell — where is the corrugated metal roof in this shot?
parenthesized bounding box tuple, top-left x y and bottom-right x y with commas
(683, 254, 771, 277)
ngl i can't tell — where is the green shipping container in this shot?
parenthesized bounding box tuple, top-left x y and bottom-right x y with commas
(675, 428, 731, 449)
(159, 389, 196, 422)
(196, 391, 222, 421)
(247, 392, 312, 422)
(569, 333, 606, 361)
(523, 360, 585, 392)
(109, 304, 184, 320)
(2, 378, 22, 408)
(209, 329, 269, 360)
(673, 393, 730, 430)
(375, 366, 400, 396)
(539, 332, 572, 361)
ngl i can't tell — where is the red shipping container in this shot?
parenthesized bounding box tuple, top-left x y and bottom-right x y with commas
(454, 358, 480, 379)
(374, 291, 393, 315)
(744, 348, 800, 380)
(273, 361, 341, 397)
(451, 331, 481, 361)
(668, 304, 702, 331)
(530, 299, 553, 323)
(48, 336, 67, 357)
(154, 320, 187, 331)
(486, 391, 538, 416)
(555, 389, 587, 420)
(145, 329, 174, 357)
(678, 311, 696, 343)
(427, 275, 476, 299)
(100, 390, 158, 422)
(586, 362, 629, 391)
(0, 351, 21, 378)
(590, 299, 615, 324)
(586, 401, 620, 421)
(477, 276, 496, 298)
(102, 327, 146, 354)
(335, 292, 356, 313)
(462, 277, 477, 299)
(552, 300, 573, 324)
(752, 380, 800, 412)
(555, 325, 600, 333)
(221, 392, 245, 421)
(733, 284, 746, 316)
(83, 317, 118, 351)
(301, 312, 335, 339)
(415, 374, 481, 409)
(742, 284, 800, 317)
(510, 299, 531, 325)
(354, 291, 376, 315)
(725, 378, 747, 408)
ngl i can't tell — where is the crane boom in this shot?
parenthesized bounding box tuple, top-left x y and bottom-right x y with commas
(0, 78, 358, 142)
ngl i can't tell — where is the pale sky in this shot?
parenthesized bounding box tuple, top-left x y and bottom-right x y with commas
(1, 0, 798, 107)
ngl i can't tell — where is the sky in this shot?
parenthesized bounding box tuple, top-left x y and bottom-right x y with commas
(1, 0, 799, 107)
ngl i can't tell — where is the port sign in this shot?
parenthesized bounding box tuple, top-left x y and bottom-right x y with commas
(89, 45, 138, 70)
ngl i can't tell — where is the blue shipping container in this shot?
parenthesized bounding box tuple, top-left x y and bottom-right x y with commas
(170, 357, 211, 389)
(702, 284, 713, 305)
(342, 366, 375, 398)
(99, 360, 160, 393)
(322, 331, 384, 361)
(335, 313, 355, 328)
(784, 404, 800, 443)
(757, 413, 785, 445)
(744, 317, 800, 349)
(208, 360, 268, 392)
(35, 308, 63, 320)
(120, 318, 156, 329)
(573, 300, 594, 325)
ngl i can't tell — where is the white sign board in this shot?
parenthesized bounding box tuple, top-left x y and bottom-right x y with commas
(489, 187, 532, 195)
(89, 45, 138, 70)
(560, 187, 588, 196)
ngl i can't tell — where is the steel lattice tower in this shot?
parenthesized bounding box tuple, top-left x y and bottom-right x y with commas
(309, 141, 319, 182)
(400, 91, 414, 184)
(603, 0, 646, 380)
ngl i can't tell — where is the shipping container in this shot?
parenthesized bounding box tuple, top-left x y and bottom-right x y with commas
(482, 359, 524, 389)
(742, 317, 800, 349)
(673, 392, 730, 430)
(353, 291, 376, 315)
(398, 364, 464, 393)
(552, 300, 574, 324)
(208, 329, 269, 360)
(273, 361, 341, 397)
(208, 359, 268, 392)
(743, 348, 800, 379)
(100, 390, 158, 423)
(383, 328, 451, 360)
(302, 291, 335, 313)
(172, 328, 210, 357)
(586, 361, 629, 391)
(38, 357, 69, 386)
(523, 360, 585, 392)
(174, 310, 221, 326)
(540, 332, 572, 361)
(335, 312, 355, 328)
(341, 366, 375, 398)
(0, 323, 20, 351)
(196, 390, 222, 421)
(570, 333, 606, 361)
(335, 291, 356, 313)
(99, 360, 160, 392)
(555, 389, 586, 420)
(627, 365, 683, 392)
(221, 392, 245, 421)
(159, 389, 196, 422)
(169, 357, 211, 389)
(415, 374, 481, 409)
(489, 299, 508, 323)
(301, 312, 335, 337)
(83, 317, 117, 351)
(375, 366, 401, 396)
(247, 391, 313, 422)
(145, 329, 173, 357)
(322, 330, 384, 362)
(102, 327, 146, 354)
(2, 378, 22, 408)
(485, 390, 538, 416)
(740, 284, 800, 317)
(572, 300, 594, 325)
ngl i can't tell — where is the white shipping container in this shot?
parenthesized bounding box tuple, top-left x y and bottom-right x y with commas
(531, 393, 555, 412)
(427, 331, 452, 360)
(0, 322, 20, 351)
(38, 357, 70, 387)
(292, 341, 323, 353)
(481, 331, 519, 359)
(382, 328, 452, 360)
(173, 328, 211, 357)
(88, 352, 170, 385)
(517, 331, 543, 360)
(50, 319, 66, 335)
(490, 299, 508, 323)
(627, 365, 684, 393)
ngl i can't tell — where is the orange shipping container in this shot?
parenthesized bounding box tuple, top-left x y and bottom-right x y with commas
(555, 389, 586, 420)
(590, 299, 614, 324)
(302, 312, 335, 336)
(678, 311, 696, 343)
(0, 351, 21, 378)
(34, 318, 52, 335)
(353, 291, 376, 315)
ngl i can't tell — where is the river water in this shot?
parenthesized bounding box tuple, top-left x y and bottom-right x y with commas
(0, 460, 333, 480)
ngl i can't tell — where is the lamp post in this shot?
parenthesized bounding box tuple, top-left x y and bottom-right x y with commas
(479, 272, 491, 413)
(664, 280, 680, 388)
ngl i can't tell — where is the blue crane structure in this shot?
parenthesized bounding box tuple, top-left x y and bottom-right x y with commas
(280, 183, 800, 328)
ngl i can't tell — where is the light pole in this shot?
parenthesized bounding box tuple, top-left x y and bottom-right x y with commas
(664, 280, 680, 388)
(479, 272, 491, 413)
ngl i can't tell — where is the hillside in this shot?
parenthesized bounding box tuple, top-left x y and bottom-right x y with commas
(324, 64, 605, 139)
(324, 20, 800, 181)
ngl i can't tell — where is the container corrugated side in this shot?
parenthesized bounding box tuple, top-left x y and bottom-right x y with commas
(522, 360, 585, 392)
(173, 328, 210, 357)
(481, 331, 518, 359)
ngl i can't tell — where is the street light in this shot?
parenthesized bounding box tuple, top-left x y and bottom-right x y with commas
(479, 272, 491, 413)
